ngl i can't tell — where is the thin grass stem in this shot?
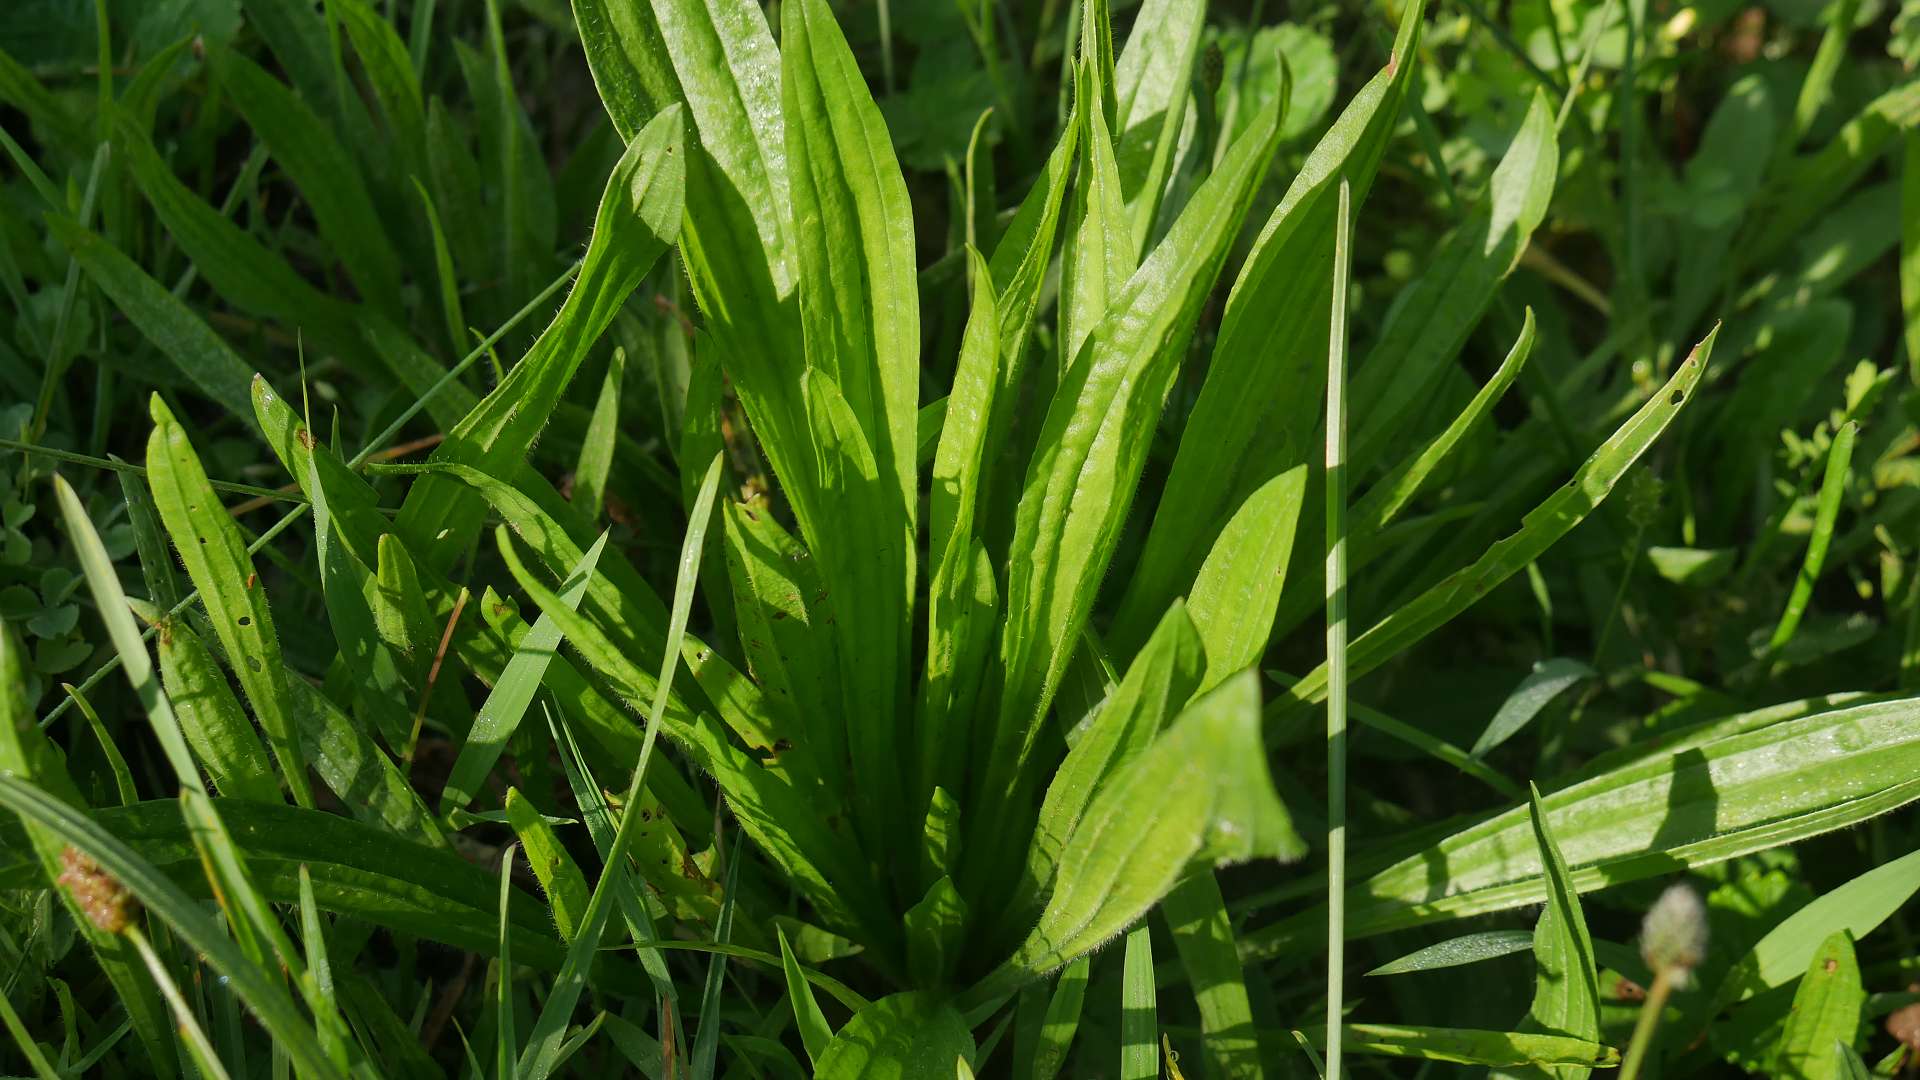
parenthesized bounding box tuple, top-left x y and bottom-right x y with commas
(1324, 176, 1353, 1080)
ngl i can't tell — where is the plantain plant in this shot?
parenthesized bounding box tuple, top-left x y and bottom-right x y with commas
(5, 0, 1920, 1074)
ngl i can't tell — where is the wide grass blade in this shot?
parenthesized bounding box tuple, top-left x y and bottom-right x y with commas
(779, 926, 835, 1067)
(55, 474, 203, 793)
(1120, 925, 1157, 1080)
(1163, 870, 1264, 1079)
(1294, 1024, 1619, 1069)
(1521, 785, 1601, 1077)
(1366, 930, 1537, 976)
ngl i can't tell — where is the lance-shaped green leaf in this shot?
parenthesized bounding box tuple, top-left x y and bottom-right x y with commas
(921, 249, 1000, 803)
(146, 396, 312, 807)
(1111, 0, 1204, 255)
(571, 0, 818, 550)
(1356, 308, 1536, 538)
(1060, 57, 1135, 369)
(1271, 329, 1715, 721)
(780, 926, 836, 1067)
(308, 449, 415, 751)
(1774, 932, 1863, 1080)
(503, 788, 591, 942)
(393, 105, 684, 571)
(782, 0, 919, 542)
(781, 0, 923, 860)
(1295, 1025, 1619, 1069)
(1013, 603, 1205, 928)
(974, 103, 1079, 550)
(328, 0, 429, 184)
(1185, 465, 1309, 693)
(1367, 931, 1538, 976)
(974, 671, 1301, 999)
(287, 677, 443, 848)
(1120, 925, 1157, 1080)
(983, 83, 1284, 838)
(440, 534, 606, 814)
(1245, 695, 1920, 957)
(0, 624, 175, 1075)
(1110, 0, 1424, 647)
(156, 618, 280, 804)
(1349, 90, 1557, 474)
(722, 499, 840, 782)
(814, 992, 974, 1080)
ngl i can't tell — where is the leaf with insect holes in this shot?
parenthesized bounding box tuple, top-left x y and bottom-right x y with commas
(146, 395, 311, 807)
(156, 618, 280, 804)
(1774, 932, 1864, 1080)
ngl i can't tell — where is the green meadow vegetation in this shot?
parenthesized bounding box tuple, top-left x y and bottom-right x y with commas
(1, 0, 1918, 1074)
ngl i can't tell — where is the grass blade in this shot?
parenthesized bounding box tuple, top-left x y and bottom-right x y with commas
(1163, 870, 1263, 1080)
(441, 534, 607, 814)
(1324, 173, 1353, 1080)
(1120, 925, 1157, 1080)
(1764, 420, 1856, 666)
(779, 926, 835, 1067)
(1366, 930, 1537, 976)
(516, 452, 725, 1080)
(1521, 784, 1601, 1075)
